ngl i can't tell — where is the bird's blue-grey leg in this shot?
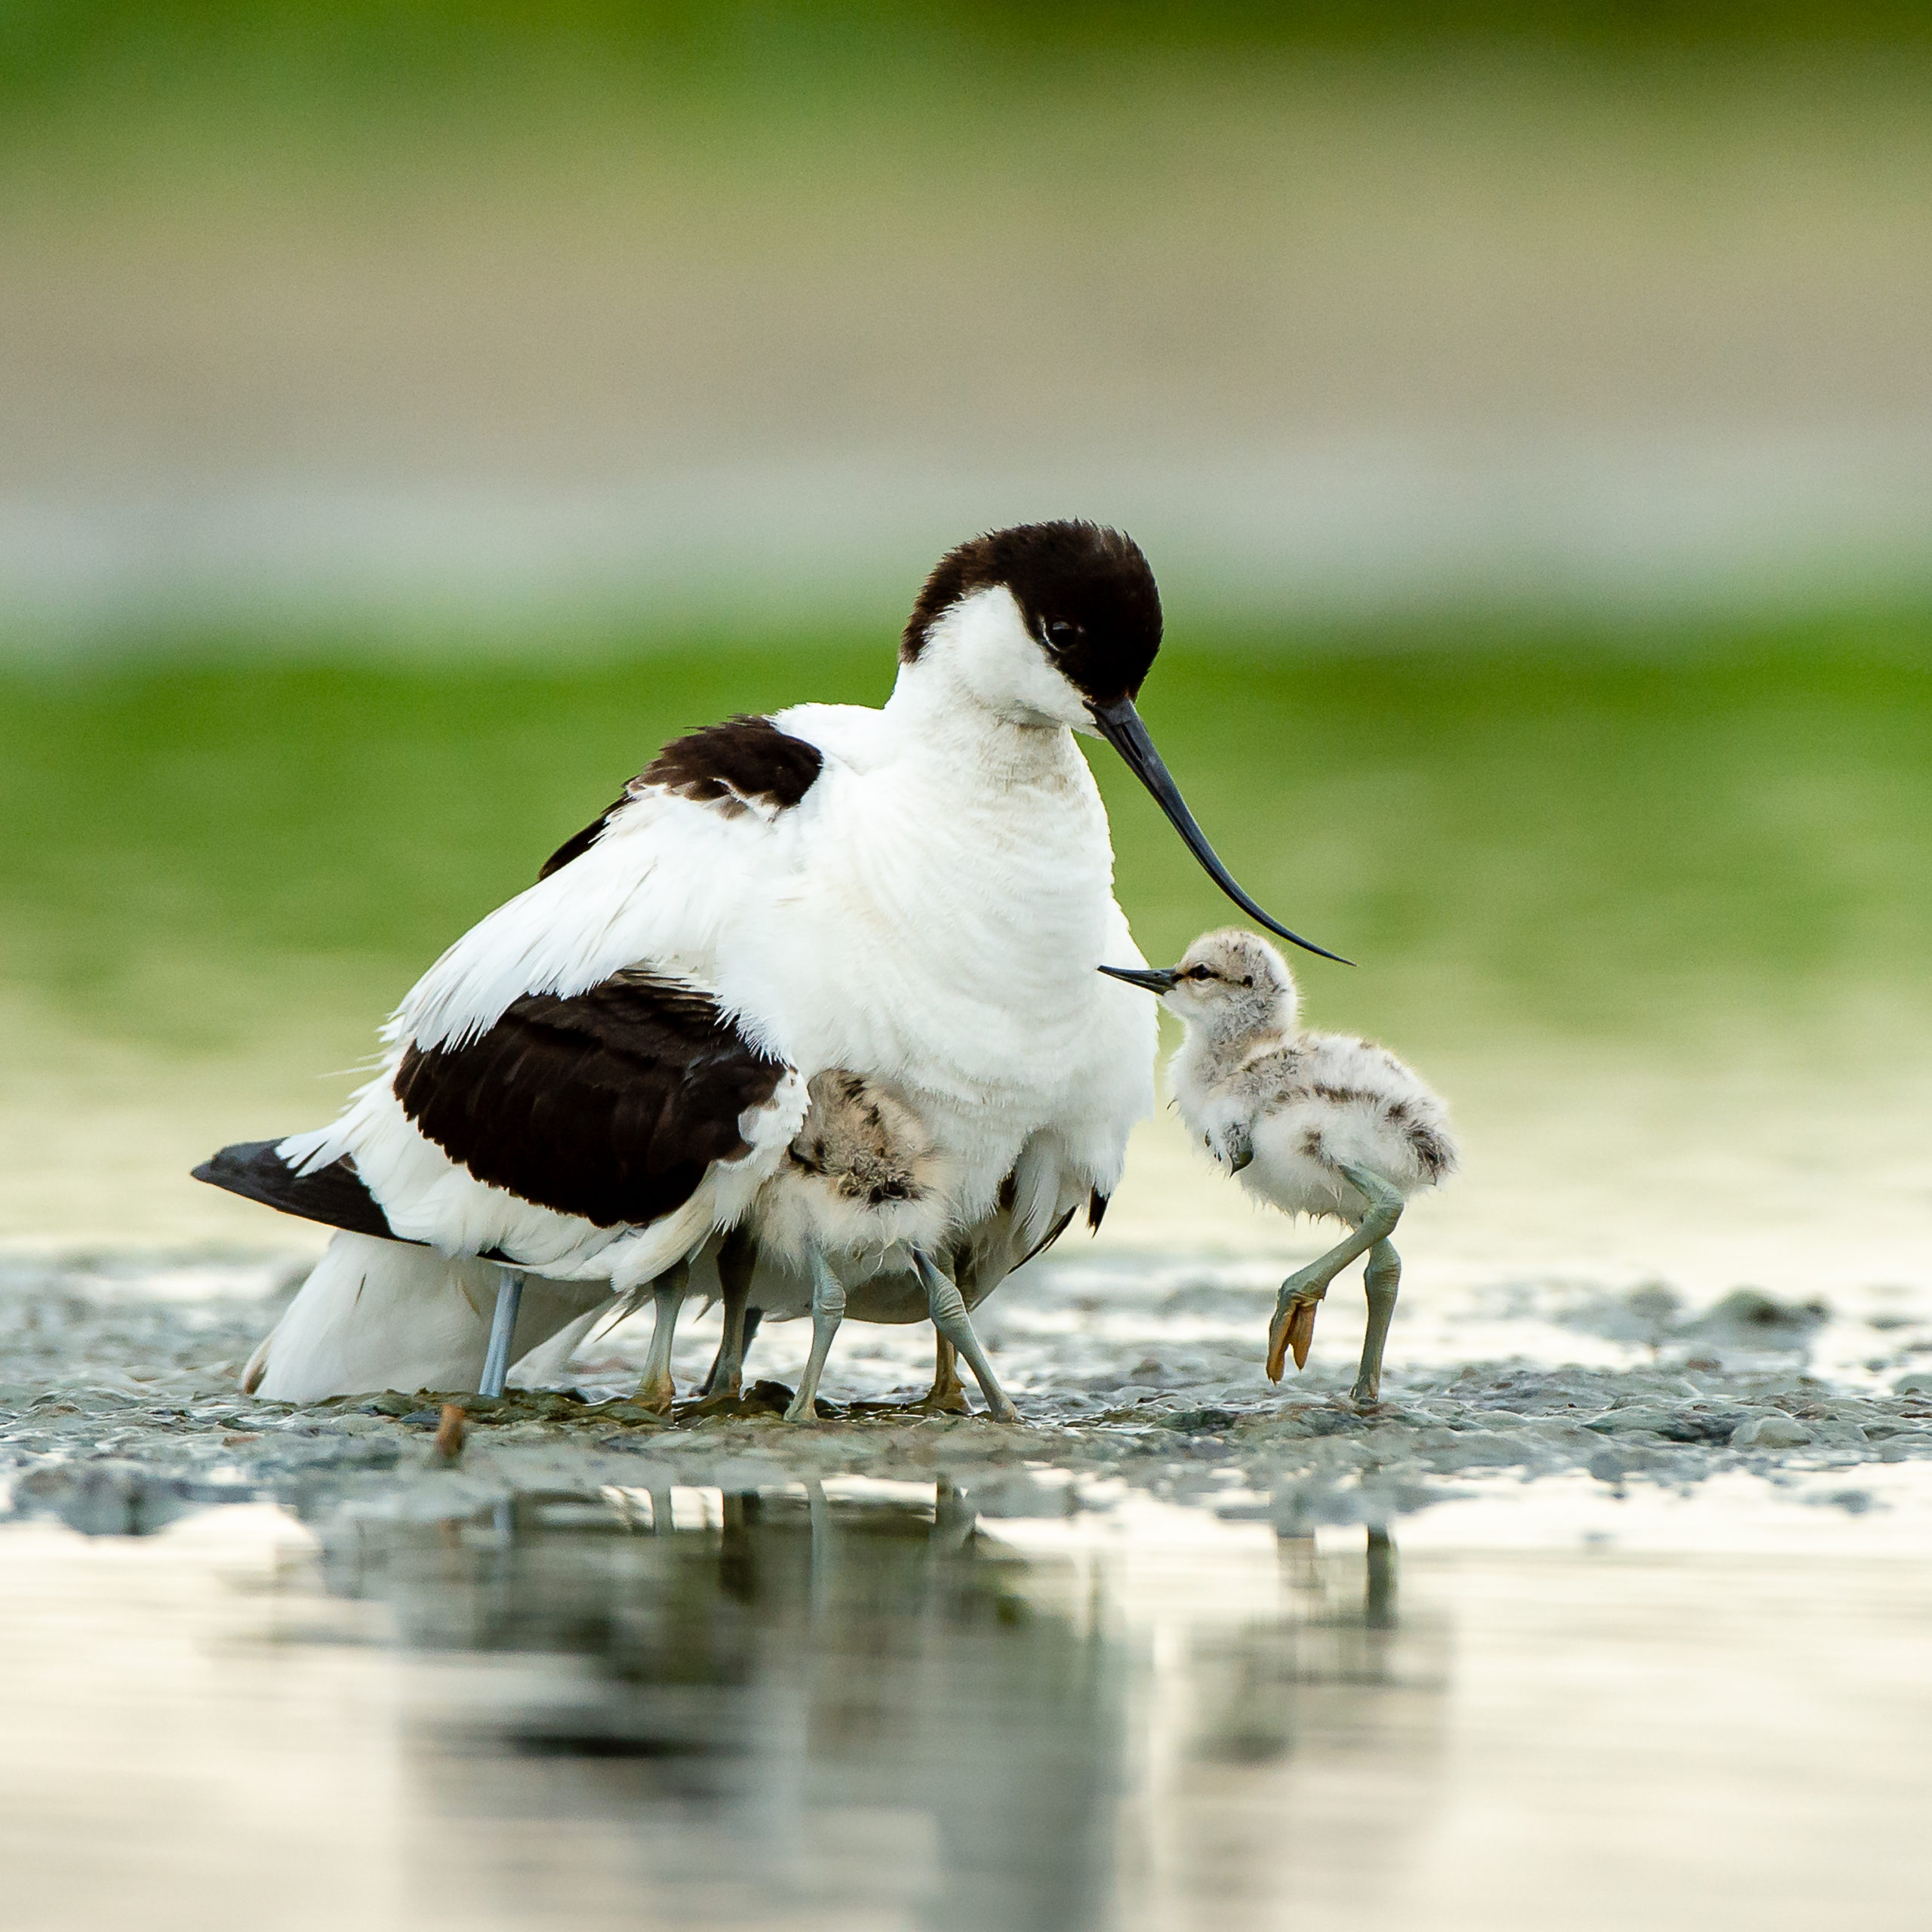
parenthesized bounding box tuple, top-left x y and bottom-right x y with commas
(784, 1247, 848, 1423)
(697, 1227, 759, 1406)
(1266, 1164, 1404, 1394)
(912, 1251, 1020, 1423)
(636, 1260, 691, 1414)
(699, 1309, 763, 1399)
(478, 1267, 524, 1398)
(1354, 1235, 1402, 1405)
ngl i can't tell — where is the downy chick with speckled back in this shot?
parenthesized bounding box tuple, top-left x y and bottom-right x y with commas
(630, 1069, 1017, 1423)
(1102, 930, 1457, 1404)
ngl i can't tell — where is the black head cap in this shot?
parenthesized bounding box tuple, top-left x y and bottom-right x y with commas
(901, 521, 1163, 706)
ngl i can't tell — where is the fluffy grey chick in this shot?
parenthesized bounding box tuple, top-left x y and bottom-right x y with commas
(755, 1069, 1014, 1422)
(1103, 929, 1457, 1403)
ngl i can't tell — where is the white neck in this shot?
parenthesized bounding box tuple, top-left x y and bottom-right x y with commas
(885, 583, 1094, 760)
(884, 651, 1084, 790)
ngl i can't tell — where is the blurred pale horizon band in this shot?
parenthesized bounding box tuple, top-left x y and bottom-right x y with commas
(8, 429, 1932, 646)
(5, 42, 1930, 651)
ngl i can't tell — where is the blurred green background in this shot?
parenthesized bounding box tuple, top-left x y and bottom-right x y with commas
(2, 3, 1928, 1274)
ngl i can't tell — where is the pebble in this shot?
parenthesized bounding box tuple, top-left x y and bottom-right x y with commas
(1732, 1415, 1814, 1449)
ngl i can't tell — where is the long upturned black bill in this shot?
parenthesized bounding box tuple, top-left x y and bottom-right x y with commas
(1088, 696, 1352, 964)
(1097, 963, 1181, 993)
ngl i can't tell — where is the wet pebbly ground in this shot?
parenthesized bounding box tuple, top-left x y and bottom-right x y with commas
(5, 1246, 1932, 1540)
(10, 1247, 1932, 1932)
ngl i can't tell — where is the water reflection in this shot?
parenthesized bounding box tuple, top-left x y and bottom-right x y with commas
(308, 1487, 1442, 1930)
(13, 1490, 1927, 1930)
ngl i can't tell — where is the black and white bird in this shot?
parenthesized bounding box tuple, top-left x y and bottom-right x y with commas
(1102, 929, 1454, 1404)
(202, 522, 1342, 1408)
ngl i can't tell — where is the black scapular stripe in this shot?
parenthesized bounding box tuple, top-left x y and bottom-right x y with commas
(537, 792, 631, 881)
(193, 1140, 406, 1241)
(537, 715, 822, 879)
(642, 714, 823, 809)
(393, 971, 792, 1229)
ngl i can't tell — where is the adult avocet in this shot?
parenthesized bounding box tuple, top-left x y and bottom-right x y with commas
(1102, 928, 1453, 1405)
(201, 522, 1343, 1406)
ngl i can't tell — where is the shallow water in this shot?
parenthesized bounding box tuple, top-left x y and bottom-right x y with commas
(5, 1472, 1932, 1932)
(7, 1233, 1932, 1927)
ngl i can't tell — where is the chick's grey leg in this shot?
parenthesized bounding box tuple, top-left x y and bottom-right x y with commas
(913, 1251, 1019, 1423)
(1353, 1236, 1402, 1405)
(1266, 1164, 1404, 1386)
(636, 1261, 691, 1414)
(784, 1248, 847, 1423)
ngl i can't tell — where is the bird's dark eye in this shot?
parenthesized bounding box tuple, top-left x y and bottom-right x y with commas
(1188, 965, 1216, 980)
(1043, 619, 1078, 654)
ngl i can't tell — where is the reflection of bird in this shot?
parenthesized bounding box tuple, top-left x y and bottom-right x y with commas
(1103, 930, 1455, 1403)
(358, 1484, 1125, 1931)
(205, 522, 1340, 1405)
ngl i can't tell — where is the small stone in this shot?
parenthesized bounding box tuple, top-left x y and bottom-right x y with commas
(585, 1400, 665, 1427)
(1891, 1371, 1932, 1396)
(1731, 1414, 1812, 1449)
(363, 1392, 423, 1417)
(1585, 1406, 1681, 1437)
(1163, 1407, 1238, 1432)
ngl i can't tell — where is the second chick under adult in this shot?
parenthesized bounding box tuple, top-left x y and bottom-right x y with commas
(1103, 930, 1457, 1404)
(629, 1067, 1018, 1423)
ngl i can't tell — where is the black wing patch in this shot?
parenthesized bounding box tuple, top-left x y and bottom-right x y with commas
(393, 971, 791, 1229)
(642, 714, 823, 812)
(537, 715, 823, 878)
(193, 1140, 408, 1243)
(1087, 1187, 1109, 1232)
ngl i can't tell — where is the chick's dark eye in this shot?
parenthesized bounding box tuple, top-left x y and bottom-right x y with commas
(1188, 965, 1216, 980)
(1043, 619, 1078, 653)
